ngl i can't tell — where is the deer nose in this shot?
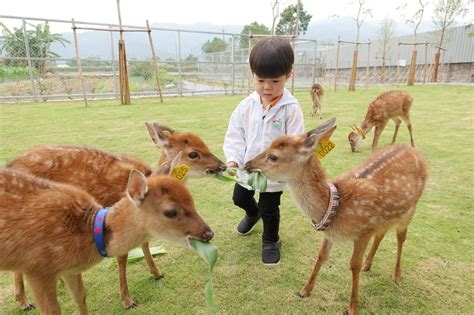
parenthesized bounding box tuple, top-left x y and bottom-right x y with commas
(244, 162, 252, 172)
(218, 164, 227, 172)
(202, 229, 214, 241)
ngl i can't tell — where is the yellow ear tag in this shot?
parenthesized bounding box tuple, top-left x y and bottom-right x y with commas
(315, 140, 336, 159)
(171, 165, 190, 180)
(163, 130, 171, 136)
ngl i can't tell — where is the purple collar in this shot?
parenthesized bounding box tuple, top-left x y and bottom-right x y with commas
(311, 183, 340, 231)
(94, 208, 110, 257)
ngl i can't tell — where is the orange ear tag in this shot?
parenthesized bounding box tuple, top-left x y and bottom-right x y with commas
(315, 140, 336, 159)
(171, 165, 190, 180)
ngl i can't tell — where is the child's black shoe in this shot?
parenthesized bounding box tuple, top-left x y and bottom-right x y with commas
(262, 240, 281, 265)
(236, 215, 260, 235)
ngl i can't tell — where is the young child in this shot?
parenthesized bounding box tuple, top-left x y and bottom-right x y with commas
(223, 37, 304, 265)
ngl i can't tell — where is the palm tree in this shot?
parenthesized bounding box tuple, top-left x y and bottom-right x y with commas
(0, 21, 69, 75)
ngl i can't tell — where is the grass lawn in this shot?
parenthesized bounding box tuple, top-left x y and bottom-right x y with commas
(0, 84, 473, 314)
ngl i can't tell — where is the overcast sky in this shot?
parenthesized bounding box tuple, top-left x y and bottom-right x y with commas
(1, 0, 470, 30)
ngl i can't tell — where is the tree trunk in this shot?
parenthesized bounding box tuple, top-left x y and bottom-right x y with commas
(407, 49, 417, 86)
(381, 59, 385, 84)
(348, 49, 359, 91)
(431, 51, 441, 82)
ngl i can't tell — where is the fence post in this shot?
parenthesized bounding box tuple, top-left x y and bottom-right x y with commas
(334, 36, 340, 92)
(72, 18, 88, 107)
(22, 19, 37, 102)
(109, 25, 118, 99)
(177, 30, 183, 96)
(312, 40, 317, 85)
(146, 20, 163, 102)
(366, 40, 370, 89)
(396, 41, 400, 86)
(231, 35, 235, 94)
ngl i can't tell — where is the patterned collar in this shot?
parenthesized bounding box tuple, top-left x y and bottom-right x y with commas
(311, 183, 340, 231)
(93, 208, 110, 257)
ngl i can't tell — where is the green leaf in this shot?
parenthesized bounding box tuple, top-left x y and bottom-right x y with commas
(190, 239, 218, 313)
(127, 246, 167, 263)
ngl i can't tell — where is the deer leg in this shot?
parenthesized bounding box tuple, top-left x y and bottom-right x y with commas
(25, 273, 61, 315)
(14, 272, 35, 311)
(391, 118, 402, 144)
(406, 119, 415, 147)
(371, 122, 387, 152)
(298, 238, 332, 298)
(62, 274, 88, 315)
(362, 232, 386, 271)
(394, 227, 408, 284)
(117, 254, 137, 309)
(347, 236, 370, 315)
(141, 242, 163, 279)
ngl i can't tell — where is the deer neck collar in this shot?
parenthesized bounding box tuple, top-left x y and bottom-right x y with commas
(311, 183, 340, 231)
(93, 207, 110, 257)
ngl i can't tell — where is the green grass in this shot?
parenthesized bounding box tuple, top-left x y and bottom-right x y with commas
(0, 85, 473, 314)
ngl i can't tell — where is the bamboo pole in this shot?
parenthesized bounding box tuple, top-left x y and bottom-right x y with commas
(146, 20, 163, 103)
(423, 42, 428, 84)
(247, 31, 252, 96)
(396, 41, 400, 86)
(366, 40, 370, 89)
(334, 36, 340, 92)
(116, 0, 130, 104)
(109, 25, 118, 99)
(22, 19, 37, 102)
(72, 18, 88, 107)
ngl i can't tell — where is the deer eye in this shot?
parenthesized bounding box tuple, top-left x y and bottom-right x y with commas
(164, 209, 177, 218)
(267, 154, 278, 162)
(188, 151, 198, 159)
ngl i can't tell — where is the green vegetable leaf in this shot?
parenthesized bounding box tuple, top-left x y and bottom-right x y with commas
(190, 239, 218, 313)
(127, 246, 167, 263)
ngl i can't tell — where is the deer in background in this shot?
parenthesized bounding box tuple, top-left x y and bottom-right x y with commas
(0, 168, 213, 315)
(348, 90, 415, 152)
(246, 118, 427, 315)
(7, 122, 225, 310)
(309, 83, 324, 119)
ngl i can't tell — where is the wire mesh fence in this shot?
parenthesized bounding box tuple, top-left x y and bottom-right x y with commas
(0, 15, 471, 103)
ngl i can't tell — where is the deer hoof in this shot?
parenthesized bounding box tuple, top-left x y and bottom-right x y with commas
(21, 303, 35, 311)
(297, 290, 309, 298)
(154, 273, 164, 280)
(124, 301, 138, 310)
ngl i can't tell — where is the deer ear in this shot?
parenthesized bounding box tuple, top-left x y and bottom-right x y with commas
(152, 122, 176, 135)
(127, 170, 148, 205)
(307, 117, 337, 138)
(145, 122, 162, 146)
(168, 151, 183, 173)
(319, 125, 337, 142)
(300, 134, 319, 154)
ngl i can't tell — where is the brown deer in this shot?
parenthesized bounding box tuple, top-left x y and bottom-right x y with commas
(7, 122, 225, 310)
(348, 90, 415, 152)
(0, 168, 214, 314)
(245, 118, 428, 315)
(309, 83, 324, 119)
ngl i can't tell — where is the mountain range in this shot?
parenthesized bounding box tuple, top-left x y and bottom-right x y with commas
(52, 17, 437, 61)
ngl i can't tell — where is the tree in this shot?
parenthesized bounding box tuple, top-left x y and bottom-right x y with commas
(271, 0, 281, 35)
(201, 37, 227, 54)
(239, 22, 271, 49)
(348, 0, 372, 91)
(402, 0, 426, 86)
(431, 0, 468, 82)
(275, 2, 312, 36)
(376, 18, 395, 83)
(0, 21, 69, 75)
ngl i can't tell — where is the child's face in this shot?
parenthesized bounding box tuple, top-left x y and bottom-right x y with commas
(254, 73, 290, 102)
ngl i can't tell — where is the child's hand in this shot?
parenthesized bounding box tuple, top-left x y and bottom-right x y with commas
(227, 161, 238, 168)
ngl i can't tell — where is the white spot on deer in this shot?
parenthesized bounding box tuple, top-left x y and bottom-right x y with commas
(392, 179, 399, 185)
(367, 175, 373, 179)
(356, 208, 365, 216)
(44, 159, 54, 168)
(346, 208, 354, 215)
(0, 219, 5, 227)
(352, 200, 360, 207)
(0, 187, 5, 196)
(360, 200, 373, 206)
(369, 216, 378, 224)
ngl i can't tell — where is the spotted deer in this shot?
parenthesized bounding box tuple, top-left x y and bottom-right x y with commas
(7, 122, 225, 310)
(245, 118, 428, 315)
(348, 90, 415, 152)
(309, 83, 324, 119)
(0, 168, 213, 315)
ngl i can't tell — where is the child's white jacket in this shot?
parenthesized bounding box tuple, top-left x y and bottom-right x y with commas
(223, 88, 304, 192)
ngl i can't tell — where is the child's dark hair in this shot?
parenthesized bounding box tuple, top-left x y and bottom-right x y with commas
(249, 37, 294, 78)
